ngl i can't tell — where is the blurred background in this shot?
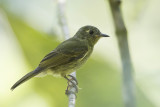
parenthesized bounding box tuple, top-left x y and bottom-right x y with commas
(0, 0, 160, 107)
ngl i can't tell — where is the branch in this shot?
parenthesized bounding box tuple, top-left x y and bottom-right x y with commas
(57, 0, 77, 107)
(57, 0, 70, 39)
(108, 0, 136, 107)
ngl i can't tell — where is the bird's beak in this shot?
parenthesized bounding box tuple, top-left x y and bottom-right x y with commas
(100, 33, 110, 37)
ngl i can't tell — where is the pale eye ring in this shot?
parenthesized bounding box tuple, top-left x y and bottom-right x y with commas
(89, 30, 94, 35)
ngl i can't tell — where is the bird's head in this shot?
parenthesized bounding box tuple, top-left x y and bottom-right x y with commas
(74, 25, 109, 46)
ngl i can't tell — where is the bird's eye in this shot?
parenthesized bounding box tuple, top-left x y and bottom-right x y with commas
(89, 30, 94, 35)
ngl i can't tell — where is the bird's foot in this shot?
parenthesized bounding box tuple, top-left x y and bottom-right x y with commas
(64, 75, 78, 95)
(68, 74, 78, 85)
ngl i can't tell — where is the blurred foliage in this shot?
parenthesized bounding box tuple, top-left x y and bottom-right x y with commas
(3, 9, 154, 107)
(7, 14, 59, 68)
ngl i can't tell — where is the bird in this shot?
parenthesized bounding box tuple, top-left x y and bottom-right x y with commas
(11, 25, 109, 91)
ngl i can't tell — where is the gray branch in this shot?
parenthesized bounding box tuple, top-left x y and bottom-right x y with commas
(57, 0, 70, 39)
(57, 0, 77, 107)
(108, 0, 136, 107)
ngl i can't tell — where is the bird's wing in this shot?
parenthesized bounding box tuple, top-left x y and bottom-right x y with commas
(39, 39, 89, 68)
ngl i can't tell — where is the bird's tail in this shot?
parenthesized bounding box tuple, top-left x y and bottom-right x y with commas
(11, 67, 43, 90)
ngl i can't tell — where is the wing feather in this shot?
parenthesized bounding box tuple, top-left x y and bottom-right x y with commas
(39, 39, 88, 68)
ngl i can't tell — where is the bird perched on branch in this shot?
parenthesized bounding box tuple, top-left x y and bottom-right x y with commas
(11, 25, 109, 91)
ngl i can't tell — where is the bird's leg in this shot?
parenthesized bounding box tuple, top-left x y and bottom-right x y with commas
(64, 75, 78, 95)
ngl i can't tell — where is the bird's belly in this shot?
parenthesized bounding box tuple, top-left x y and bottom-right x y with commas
(51, 61, 82, 75)
(37, 61, 83, 77)
(50, 56, 90, 77)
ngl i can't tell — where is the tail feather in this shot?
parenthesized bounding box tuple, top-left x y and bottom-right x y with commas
(11, 67, 43, 90)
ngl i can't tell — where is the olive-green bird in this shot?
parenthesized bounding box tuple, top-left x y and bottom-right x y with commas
(11, 25, 109, 90)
